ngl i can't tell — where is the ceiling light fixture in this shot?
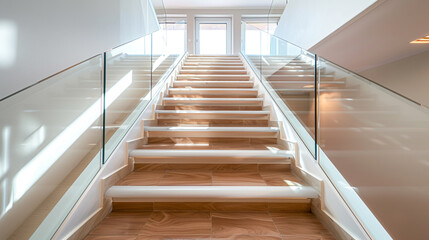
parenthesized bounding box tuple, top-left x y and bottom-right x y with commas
(410, 35, 429, 44)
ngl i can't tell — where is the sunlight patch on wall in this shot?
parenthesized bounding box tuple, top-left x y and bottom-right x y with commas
(12, 71, 133, 203)
(0, 21, 17, 68)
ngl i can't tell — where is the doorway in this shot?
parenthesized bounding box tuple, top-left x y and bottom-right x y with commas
(195, 18, 232, 55)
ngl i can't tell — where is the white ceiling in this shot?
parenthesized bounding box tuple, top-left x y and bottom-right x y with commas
(311, 0, 429, 72)
(152, 0, 286, 10)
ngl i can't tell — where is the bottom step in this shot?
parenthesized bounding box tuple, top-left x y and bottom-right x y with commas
(87, 209, 335, 239)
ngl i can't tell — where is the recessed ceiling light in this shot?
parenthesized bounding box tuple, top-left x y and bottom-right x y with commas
(410, 35, 429, 44)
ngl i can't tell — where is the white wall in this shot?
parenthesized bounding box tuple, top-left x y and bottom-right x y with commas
(308, 0, 429, 72)
(274, 0, 376, 50)
(0, 0, 158, 100)
(360, 49, 429, 107)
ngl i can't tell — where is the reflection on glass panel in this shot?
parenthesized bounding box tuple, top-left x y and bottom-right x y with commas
(152, 29, 177, 88)
(199, 23, 227, 54)
(0, 20, 187, 239)
(318, 57, 429, 239)
(240, 20, 429, 239)
(105, 37, 152, 161)
(163, 21, 187, 54)
(261, 38, 317, 156)
(0, 56, 103, 239)
(242, 22, 317, 157)
(105, 28, 184, 162)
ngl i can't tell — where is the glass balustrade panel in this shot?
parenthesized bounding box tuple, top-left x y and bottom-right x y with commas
(0, 55, 103, 239)
(318, 57, 429, 239)
(104, 37, 152, 162)
(242, 22, 317, 157)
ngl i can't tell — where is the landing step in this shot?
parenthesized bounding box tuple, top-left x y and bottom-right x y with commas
(107, 186, 317, 202)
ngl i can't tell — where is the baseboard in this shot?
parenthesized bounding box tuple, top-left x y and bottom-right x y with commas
(312, 198, 356, 240)
(63, 159, 133, 240)
(65, 198, 111, 240)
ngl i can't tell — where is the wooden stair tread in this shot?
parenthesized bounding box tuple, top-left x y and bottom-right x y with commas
(115, 164, 305, 187)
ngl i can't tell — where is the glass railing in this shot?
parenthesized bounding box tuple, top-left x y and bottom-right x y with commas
(242, 21, 429, 240)
(0, 24, 185, 239)
(0, 55, 103, 239)
(242, 22, 318, 157)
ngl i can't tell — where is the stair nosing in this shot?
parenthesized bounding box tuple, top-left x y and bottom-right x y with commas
(168, 88, 258, 91)
(155, 110, 270, 114)
(130, 149, 293, 157)
(106, 186, 318, 201)
(162, 97, 263, 101)
(144, 126, 279, 132)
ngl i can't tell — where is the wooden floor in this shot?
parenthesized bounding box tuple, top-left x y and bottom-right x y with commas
(86, 211, 334, 239)
(85, 55, 335, 240)
(116, 164, 303, 187)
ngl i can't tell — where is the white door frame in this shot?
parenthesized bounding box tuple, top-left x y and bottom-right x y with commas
(195, 17, 232, 55)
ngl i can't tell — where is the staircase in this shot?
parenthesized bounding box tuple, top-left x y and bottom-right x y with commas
(85, 55, 335, 239)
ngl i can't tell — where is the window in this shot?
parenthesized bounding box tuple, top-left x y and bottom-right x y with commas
(195, 18, 232, 55)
